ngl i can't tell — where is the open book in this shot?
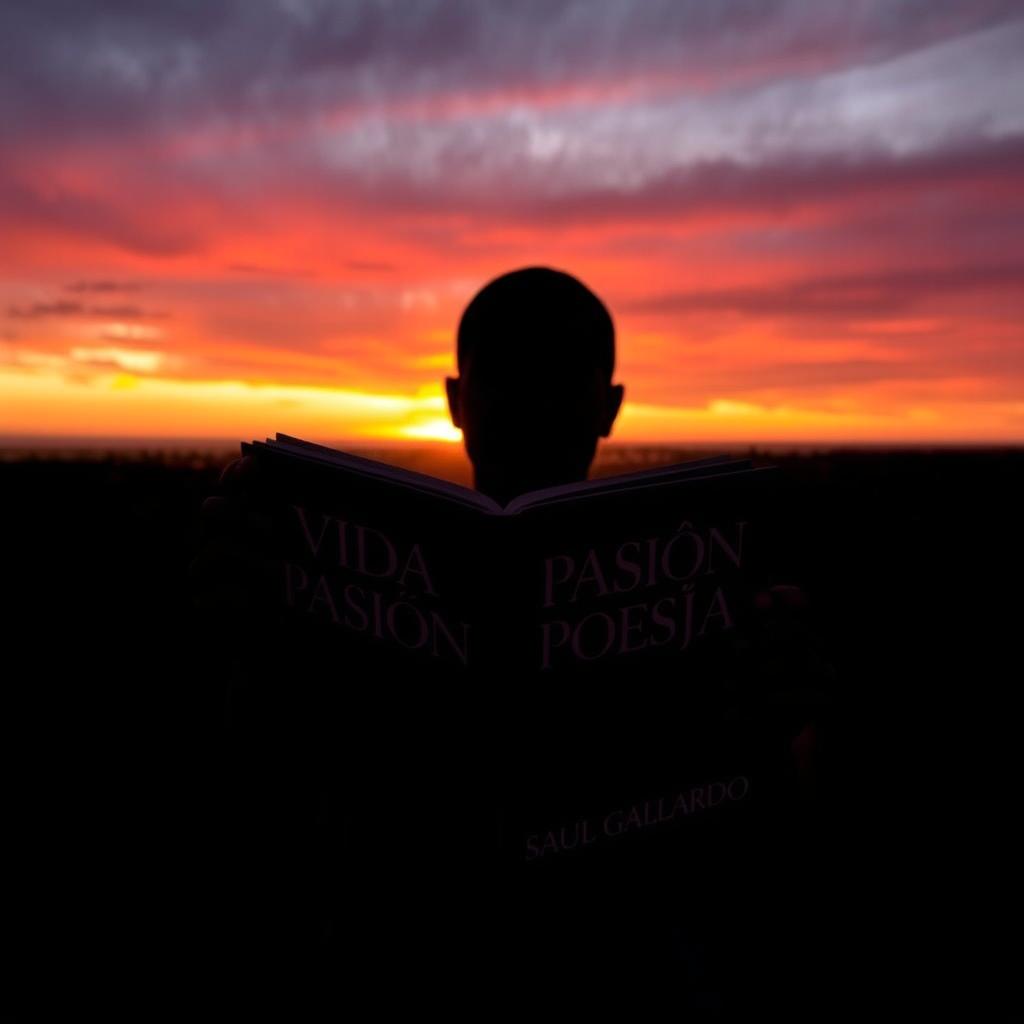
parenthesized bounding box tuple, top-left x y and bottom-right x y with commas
(241, 433, 779, 673)
(237, 433, 797, 882)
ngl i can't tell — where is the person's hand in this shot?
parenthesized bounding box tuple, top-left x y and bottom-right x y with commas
(188, 455, 278, 625)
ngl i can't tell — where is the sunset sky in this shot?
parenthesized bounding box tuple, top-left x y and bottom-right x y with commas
(2, 0, 1022, 445)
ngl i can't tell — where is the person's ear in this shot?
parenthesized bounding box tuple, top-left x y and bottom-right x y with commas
(445, 375, 462, 429)
(599, 383, 624, 437)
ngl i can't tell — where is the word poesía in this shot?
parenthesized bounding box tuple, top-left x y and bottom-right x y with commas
(538, 520, 747, 668)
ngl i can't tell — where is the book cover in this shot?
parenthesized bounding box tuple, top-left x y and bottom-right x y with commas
(233, 435, 798, 890)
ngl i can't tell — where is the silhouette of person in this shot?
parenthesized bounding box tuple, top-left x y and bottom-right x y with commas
(191, 264, 829, 1004)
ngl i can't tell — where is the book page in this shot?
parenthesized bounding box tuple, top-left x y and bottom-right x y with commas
(263, 433, 502, 513)
(503, 455, 752, 513)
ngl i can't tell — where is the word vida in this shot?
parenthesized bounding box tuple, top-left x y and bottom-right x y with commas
(524, 775, 750, 861)
(281, 504, 471, 665)
(538, 520, 748, 669)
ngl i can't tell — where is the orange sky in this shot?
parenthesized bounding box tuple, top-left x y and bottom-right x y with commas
(2, 2, 1022, 446)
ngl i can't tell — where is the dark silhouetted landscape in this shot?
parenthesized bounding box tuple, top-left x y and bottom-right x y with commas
(6, 442, 1020, 1013)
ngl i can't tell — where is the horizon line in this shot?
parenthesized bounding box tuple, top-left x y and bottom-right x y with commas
(2, 433, 1022, 452)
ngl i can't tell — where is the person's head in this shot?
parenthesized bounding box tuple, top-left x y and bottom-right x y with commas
(445, 266, 624, 505)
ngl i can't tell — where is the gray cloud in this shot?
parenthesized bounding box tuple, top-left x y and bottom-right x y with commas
(226, 263, 316, 279)
(287, 131, 1024, 231)
(1, 1, 1019, 146)
(627, 264, 1024, 320)
(8, 300, 167, 319)
(8, 301, 84, 318)
(88, 305, 168, 319)
(66, 280, 141, 293)
(2, 1, 1021, 261)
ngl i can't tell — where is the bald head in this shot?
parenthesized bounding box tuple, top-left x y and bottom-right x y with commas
(446, 267, 625, 506)
(457, 266, 615, 381)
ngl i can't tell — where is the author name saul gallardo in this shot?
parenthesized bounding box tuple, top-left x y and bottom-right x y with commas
(523, 775, 750, 862)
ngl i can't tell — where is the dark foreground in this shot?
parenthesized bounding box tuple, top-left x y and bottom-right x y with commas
(5, 444, 1020, 1016)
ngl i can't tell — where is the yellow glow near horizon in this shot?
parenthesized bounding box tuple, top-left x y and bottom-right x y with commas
(0, 367, 447, 440)
(394, 417, 464, 442)
(2, 364, 1020, 445)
